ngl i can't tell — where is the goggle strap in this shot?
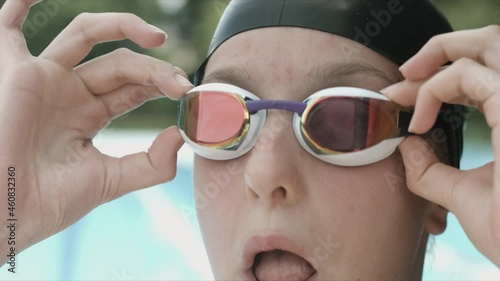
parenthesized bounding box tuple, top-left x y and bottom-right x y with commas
(397, 110, 413, 137)
(177, 100, 186, 131)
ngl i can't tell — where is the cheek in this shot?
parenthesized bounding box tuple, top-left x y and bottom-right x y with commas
(193, 156, 243, 214)
(306, 153, 428, 272)
(309, 152, 418, 210)
(193, 157, 245, 239)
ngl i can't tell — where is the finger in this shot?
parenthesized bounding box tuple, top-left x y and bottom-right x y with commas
(40, 13, 167, 68)
(101, 126, 184, 202)
(99, 84, 163, 120)
(0, 0, 39, 57)
(399, 136, 462, 212)
(0, 0, 40, 29)
(68, 84, 167, 140)
(380, 80, 423, 107)
(382, 80, 476, 110)
(411, 58, 499, 134)
(75, 48, 193, 99)
(401, 135, 495, 249)
(380, 66, 449, 107)
(400, 26, 500, 80)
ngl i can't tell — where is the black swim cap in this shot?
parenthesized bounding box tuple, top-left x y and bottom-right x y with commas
(194, 0, 464, 168)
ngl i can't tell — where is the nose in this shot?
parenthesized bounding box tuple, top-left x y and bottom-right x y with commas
(243, 112, 305, 209)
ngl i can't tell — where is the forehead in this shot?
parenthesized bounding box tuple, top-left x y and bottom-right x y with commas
(204, 27, 401, 99)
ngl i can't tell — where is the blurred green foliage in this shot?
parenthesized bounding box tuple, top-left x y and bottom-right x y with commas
(434, 0, 500, 29)
(2, 0, 498, 136)
(433, 0, 500, 144)
(0, 0, 228, 129)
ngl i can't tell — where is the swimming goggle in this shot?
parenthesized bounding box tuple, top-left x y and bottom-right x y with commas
(178, 83, 412, 166)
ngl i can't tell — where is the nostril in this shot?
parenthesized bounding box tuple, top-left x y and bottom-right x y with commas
(272, 186, 286, 200)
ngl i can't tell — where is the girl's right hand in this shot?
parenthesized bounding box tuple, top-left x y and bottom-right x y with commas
(0, 0, 193, 261)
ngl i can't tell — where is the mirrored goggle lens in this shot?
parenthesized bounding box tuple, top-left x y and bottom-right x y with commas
(303, 97, 399, 153)
(181, 91, 247, 146)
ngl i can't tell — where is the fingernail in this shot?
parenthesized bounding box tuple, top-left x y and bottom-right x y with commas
(175, 73, 193, 87)
(149, 24, 167, 36)
(399, 57, 414, 73)
(380, 81, 403, 95)
(408, 120, 416, 133)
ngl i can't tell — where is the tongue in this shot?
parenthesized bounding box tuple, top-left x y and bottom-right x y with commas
(253, 250, 316, 281)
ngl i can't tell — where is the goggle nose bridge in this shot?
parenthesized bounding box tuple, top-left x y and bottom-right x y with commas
(245, 99, 307, 116)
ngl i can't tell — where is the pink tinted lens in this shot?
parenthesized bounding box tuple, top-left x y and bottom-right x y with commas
(184, 91, 246, 145)
(304, 97, 397, 152)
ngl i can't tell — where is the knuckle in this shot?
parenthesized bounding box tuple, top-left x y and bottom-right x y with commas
(113, 47, 133, 56)
(454, 57, 475, 68)
(453, 59, 479, 83)
(419, 81, 437, 97)
(113, 12, 145, 29)
(102, 162, 123, 203)
(121, 12, 142, 22)
(164, 166, 177, 182)
(73, 13, 99, 46)
(484, 24, 500, 37)
(173, 66, 188, 76)
(173, 65, 185, 73)
(73, 12, 92, 25)
(405, 180, 419, 194)
(130, 85, 151, 102)
(404, 164, 424, 193)
(110, 55, 128, 82)
(482, 25, 500, 63)
(160, 64, 177, 77)
(427, 34, 444, 47)
(446, 170, 463, 212)
(109, 48, 136, 82)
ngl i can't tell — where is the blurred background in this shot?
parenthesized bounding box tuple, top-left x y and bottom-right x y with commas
(0, 0, 499, 280)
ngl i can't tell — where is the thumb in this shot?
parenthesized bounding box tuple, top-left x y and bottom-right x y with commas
(399, 136, 461, 211)
(102, 126, 185, 202)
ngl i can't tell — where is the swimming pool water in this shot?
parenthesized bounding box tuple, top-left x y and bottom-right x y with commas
(0, 129, 498, 280)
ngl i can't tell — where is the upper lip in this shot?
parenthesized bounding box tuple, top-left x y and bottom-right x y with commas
(243, 233, 311, 272)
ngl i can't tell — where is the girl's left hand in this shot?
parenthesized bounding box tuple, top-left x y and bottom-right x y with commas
(380, 25, 500, 266)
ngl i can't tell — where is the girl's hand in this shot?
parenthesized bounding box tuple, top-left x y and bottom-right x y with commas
(381, 26, 500, 266)
(0, 0, 193, 261)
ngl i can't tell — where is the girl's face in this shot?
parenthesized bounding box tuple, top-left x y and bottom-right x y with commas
(193, 27, 445, 280)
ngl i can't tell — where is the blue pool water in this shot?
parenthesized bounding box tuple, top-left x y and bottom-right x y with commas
(0, 129, 498, 280)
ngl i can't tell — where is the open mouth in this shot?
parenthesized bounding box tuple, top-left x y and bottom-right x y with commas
(252, 249, 317, 281)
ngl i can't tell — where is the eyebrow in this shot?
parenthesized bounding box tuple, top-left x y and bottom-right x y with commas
(202, 62, 397, 92)
(202, 65, 262, 91)
(315, 62, 397, 84)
